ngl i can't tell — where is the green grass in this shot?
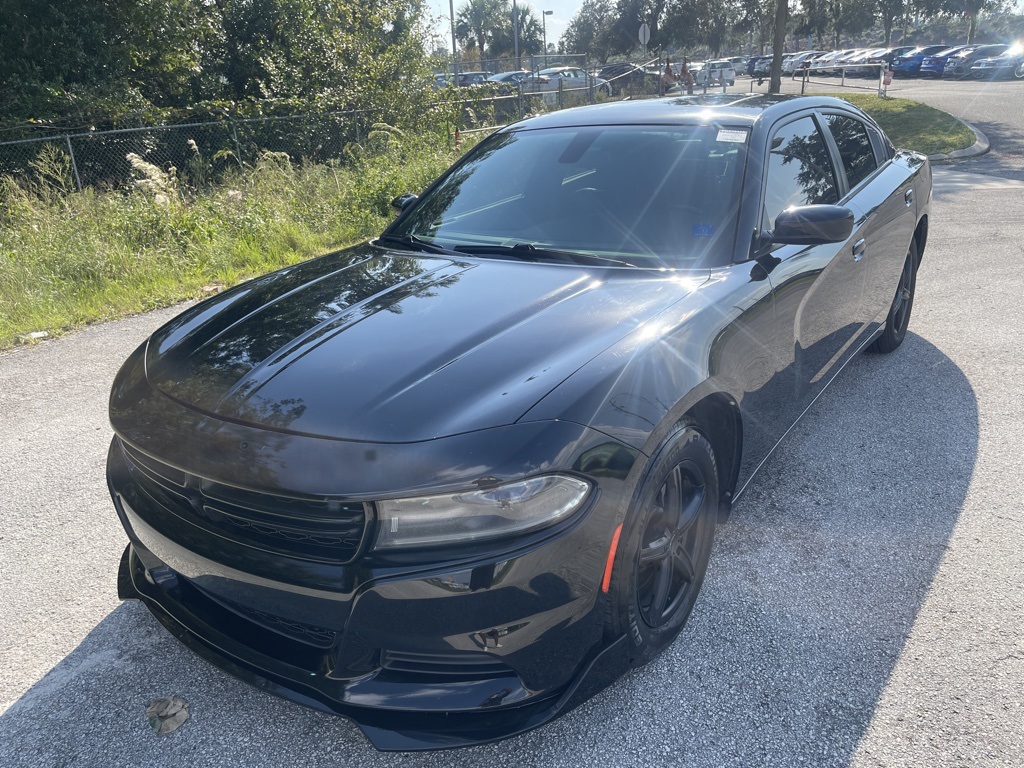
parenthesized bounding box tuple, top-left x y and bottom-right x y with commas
(0, 129, 464, 349)
(829, 93, 975, 155)
(0, 96, 969, 350)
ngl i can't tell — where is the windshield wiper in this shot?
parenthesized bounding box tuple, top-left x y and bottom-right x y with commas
(376, 233, 461, 256)
(453, 243, 634, 267)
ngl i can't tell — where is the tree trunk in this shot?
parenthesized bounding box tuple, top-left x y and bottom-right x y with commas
(884, 18, 893, 47)
(769, 0, 788, 94)
(968, 12, 978, 44)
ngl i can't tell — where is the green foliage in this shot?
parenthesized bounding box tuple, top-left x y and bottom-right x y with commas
(0, 126, 464, 348)
(837, 94, 975, 155)
(455, 0, 545, 58)
(561, 0, 616, 61)
(0, 0, 433, 130)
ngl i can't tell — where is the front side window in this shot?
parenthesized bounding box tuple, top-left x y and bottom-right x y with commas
(824, 114, 878, 190)
(762, 116, 838, 230)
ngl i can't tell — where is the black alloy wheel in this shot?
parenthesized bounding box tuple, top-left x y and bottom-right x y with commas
(607, 421, 718, 667)
(635, 461, 707, 630)
(870, 240, 918, 353)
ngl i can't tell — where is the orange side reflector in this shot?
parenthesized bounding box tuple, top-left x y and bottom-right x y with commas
(601, 524, 624, 593)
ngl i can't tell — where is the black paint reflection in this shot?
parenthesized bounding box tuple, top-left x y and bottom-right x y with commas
(763, 117, 839, 228)
(146, 248, 463, 421)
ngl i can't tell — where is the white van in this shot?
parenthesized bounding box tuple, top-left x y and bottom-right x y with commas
(695, 60, 736, 86)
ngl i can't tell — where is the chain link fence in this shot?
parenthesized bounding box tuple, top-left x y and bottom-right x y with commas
(0, 110, 370, 192)
(0, 57, 721, 194)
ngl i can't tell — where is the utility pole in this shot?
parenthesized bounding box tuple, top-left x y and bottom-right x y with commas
(543, 10, 553, 69)
(449, 0, 459, 81)
(513, 0, 521, 70)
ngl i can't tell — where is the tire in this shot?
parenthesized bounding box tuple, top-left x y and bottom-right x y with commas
(870, 240, 918, 353)
(1014, 62, 1024, 79)
(607, 421, 718, 667)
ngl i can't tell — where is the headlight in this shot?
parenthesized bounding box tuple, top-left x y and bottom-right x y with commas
(374, 475, 591, 549)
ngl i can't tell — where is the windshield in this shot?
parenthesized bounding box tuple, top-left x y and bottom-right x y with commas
(387, 124, 746, 268)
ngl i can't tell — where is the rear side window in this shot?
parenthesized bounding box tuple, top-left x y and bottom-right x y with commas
(824, 114, 878, 189)
(762, 116, 839, 229)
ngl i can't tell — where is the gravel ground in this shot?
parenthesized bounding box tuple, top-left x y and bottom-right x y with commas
(1, 90, 1023, 766)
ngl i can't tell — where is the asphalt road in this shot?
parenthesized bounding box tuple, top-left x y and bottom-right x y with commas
(2, 82, 1023, 767)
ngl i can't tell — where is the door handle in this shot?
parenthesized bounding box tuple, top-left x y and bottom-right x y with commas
(904, 188, 914, 207)
(852, 238, 866, 262)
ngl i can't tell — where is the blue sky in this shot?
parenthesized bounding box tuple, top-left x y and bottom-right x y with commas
(423, 0, 581, 54)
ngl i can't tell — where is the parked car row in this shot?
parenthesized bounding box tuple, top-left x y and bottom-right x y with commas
(433, 41, 1023, 97)
(432, 67, 613, 96)
(776, 43, 1024, 80)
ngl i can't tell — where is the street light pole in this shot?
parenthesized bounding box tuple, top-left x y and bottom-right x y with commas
(542, 10, 553, 69)
(449, 0, 458, 82)
(513, 0, 520, 71)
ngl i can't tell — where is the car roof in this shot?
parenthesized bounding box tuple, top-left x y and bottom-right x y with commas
(502, 94, 863, 131)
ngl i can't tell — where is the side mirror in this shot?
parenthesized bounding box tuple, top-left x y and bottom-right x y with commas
(770, 204, 855, 245)
(390, 193, 418, 213)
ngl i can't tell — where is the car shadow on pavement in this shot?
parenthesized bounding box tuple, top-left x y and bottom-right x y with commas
(0, 334, 976, 768)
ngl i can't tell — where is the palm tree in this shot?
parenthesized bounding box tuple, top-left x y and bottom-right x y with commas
(492, 4, 544, 56)
(455, 0, 505, 58)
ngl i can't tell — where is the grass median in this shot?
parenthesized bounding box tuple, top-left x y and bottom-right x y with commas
(0, 97, 967, 350)
(830, 93, 975, 156)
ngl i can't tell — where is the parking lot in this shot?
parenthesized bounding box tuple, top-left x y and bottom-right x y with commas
(1, 79, 1023, 767)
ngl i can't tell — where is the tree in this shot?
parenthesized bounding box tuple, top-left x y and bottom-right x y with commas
(561, 0, 615, 59)
(940, 0, 1007, 42)
(0, 0, 433, 127)
(599, 0, 670, 59)
(876, 0, 907, 45)
(455, 0, 506, 57)
(491, 4, 545, 58)
(661, 0, 736, 56)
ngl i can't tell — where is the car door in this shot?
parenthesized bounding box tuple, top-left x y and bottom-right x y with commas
(820, 111, 916, 332)
(757, 113, 870, 406)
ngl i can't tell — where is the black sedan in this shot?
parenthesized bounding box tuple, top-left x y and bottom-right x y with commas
(107, 95, 931, 751)
(969, 47, 1024, 79)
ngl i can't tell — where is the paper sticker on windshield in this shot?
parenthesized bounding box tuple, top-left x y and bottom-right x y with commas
(716, 129, 747, 143)
(693, 224, 714, 238)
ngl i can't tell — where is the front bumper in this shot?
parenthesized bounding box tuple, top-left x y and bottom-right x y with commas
(117, 542, 631, 750)
(107, 409, 640, 750)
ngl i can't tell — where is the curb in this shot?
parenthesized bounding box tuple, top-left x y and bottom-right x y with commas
(927, 117, 989, 163)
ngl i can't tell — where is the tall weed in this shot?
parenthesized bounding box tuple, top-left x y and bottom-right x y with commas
(0, 129, 463, 348)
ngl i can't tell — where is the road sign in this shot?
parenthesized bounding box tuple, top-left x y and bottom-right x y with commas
(638, 23, 650, 46)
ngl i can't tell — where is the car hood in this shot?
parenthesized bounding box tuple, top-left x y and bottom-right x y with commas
(145, 244, 707, 442)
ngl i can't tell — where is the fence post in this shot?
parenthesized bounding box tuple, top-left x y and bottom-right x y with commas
(64, 135, 83, 192)
(229, 120, 244, 168)
(354, 111, 362, 143)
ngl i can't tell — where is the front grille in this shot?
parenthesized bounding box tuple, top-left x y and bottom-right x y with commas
(120, 440, 368, 564)
(380, 649, 514, 680)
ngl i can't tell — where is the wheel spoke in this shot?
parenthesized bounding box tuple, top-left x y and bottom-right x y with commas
(674, 540, 697, 584)
(677, 482, 706, 531)
(639, 534, 670, 564)
(665, 465, 682, 518)
(651, 557, 672, 617)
